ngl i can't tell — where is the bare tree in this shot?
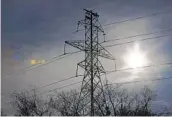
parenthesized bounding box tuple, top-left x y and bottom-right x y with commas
(48, 90, 79, 116)
(11, 90, 51, 116)
(102, 83, 170, 116)
(10, 84, 171, 116)
(86, 81, 171, 116)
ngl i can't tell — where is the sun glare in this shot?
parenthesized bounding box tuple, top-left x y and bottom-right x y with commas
(124, 43, 148, 68)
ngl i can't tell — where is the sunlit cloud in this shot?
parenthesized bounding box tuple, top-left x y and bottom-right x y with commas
(123, 43, 148, 68)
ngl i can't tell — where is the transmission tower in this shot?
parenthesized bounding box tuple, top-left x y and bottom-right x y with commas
(64, 9, 115, 116)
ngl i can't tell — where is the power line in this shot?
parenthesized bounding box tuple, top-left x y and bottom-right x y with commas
(3, 9, 172, 100)
(28, 75, 83, 93)
(1, 54, 62, 77)
(20, 51, 81, 73)
(109, 76, 172, 85)
(2, 51, 81, 80)
(3, 10, 171, 79)
(104, 33, 172, 48)
(5, 75, 172, 104)
(22, 62, 172, 96)
(1, 75, 83, 98)
(31, 62, 172, 93)
(6, 9, 171, 56)
(104, 28, 172, 42)
(106, 62, 172, 74)
(3, 32, 171, 80)
(37, 75, 172, 96)
(103, 9, 172, 27)
(3, 32, 171, 81)
(76, 9, 172, 32)
(4, 62, 172, 104)
(2, 54, 64, 79)
(38, 81, 82, 96)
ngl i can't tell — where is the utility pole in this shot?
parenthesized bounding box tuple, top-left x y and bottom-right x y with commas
(64, 9, 115, 116)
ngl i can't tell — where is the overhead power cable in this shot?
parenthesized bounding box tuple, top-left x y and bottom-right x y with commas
(8, 9, 171, 55)
(2, 51, 81, 80)
(108, 76, 172, 85)
(103, 33, 172, 48)
(3, 32, 171, 80)
(6, 75, 172, 103)
(105, 28, 172, 42)
(31, 62, 172, 94)
(27, 75, 83, 93)
(106, 62, 172, 74)
(37, 76, 172, 96)
(103, 9, 171, 27)
(1, 75, 83, 98)
(22, 62, 172, 96)
(3, 10, 172, 80)
(4, 62, 172, 100)
(38, 81, 82, 96)
(76, 9, 172, 32)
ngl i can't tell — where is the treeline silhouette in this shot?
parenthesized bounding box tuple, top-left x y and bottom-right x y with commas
(1, 82, 172, 116)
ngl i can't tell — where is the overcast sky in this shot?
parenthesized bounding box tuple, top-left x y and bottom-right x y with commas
(1, 0, 172, 115)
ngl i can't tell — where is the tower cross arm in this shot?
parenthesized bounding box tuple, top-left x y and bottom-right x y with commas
(98, 44, 115, 60)
(65, 40, 85, 51)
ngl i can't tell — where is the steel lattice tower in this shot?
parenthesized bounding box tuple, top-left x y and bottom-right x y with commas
(64, 9, 115, 116)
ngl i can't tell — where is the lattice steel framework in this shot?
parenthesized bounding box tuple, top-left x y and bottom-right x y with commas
(64, 9, 115, 116)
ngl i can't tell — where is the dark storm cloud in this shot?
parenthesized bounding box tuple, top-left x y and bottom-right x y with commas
(2, 0, 105, 34)
(2, 0, 172, 48)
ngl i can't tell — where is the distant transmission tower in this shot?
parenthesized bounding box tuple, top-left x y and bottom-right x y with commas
(64, 9, 115, 116)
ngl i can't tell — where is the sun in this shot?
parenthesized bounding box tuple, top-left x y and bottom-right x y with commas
(123, 43, 148, 68)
